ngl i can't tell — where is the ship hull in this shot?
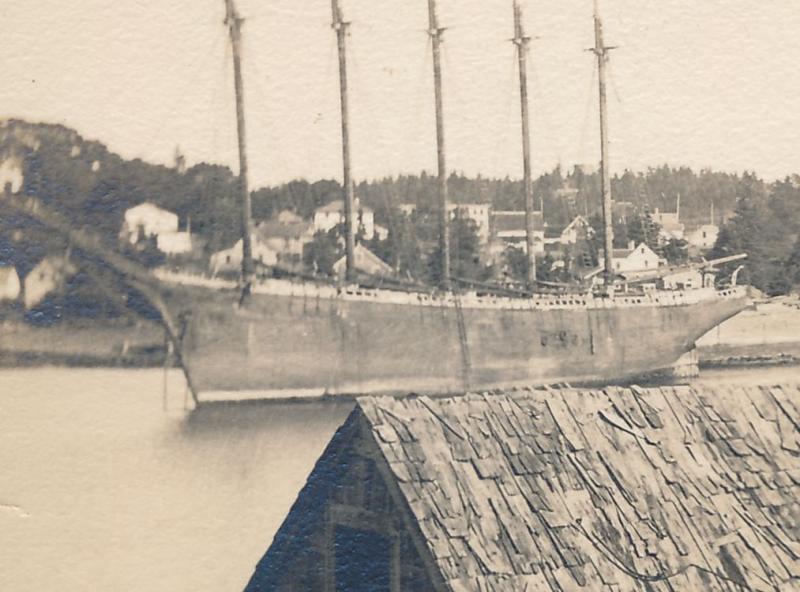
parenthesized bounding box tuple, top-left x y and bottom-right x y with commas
(155, 273, 748, 401)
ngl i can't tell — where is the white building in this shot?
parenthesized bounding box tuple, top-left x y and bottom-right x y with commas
(374, 224, 390, 241)
(0, 156, 24, 194)
(558, 215, 593, 245)
(662, 268, 709, 290)
(209, 236, 278, 275)
(611, 242, 665, 273)
(313, 199, 375, 240)
(333, 244, 393, 279)
(490, 210, 544, 256)
(122, 202, 179, 244)
(686, 224, 719, 250)
(447, 203, 491, 244)
(0, 266, 21, 302)
(156, 231, 193, 255)
(256, 216, 315, 267)
(23, 256, 77, 309)
(652, 207, 685, 241)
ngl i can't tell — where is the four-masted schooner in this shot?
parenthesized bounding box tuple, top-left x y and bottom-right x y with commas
(2, 0, 749, 403)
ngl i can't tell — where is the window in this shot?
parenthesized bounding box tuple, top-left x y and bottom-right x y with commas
(334, 526, 391, 592)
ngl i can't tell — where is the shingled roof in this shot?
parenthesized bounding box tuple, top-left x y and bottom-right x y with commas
(357, 384, 800, 591)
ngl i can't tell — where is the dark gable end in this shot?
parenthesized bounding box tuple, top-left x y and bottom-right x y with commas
(244, 407, 447, 592)
(246, 384, 800, 591)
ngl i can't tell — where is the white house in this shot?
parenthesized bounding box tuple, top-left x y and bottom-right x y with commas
(209, 235, 278, 275)
(652, 207, 685, 241)
(489, 210, 544, 256)
(558, 215, 593, 245)
(0, 266, 21, 302)
(0, 156, 24, 194)
(332, 244, 393, 278)
(256, 216, 315, 267)
(313, 199, 375, 240)
(447, 203, 491, 244)
(122, 202, 179, 244)
(23, 256, 77, 309)
(374, 224, 390, 241)
(611, 242, 665, 273)
(156, 231, 193, 255)
(686, 224, 719, 250)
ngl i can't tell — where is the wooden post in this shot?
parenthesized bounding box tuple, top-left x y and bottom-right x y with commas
(428, 0, 450, 289)
(332, 0, 357, 282)
(224, 0, 255, 291)
(512, 1, 536, 286)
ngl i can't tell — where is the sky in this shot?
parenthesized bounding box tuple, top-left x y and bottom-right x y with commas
(2, 0, 799, 188)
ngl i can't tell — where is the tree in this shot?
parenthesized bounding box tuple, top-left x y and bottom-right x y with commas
(502, 246, 529, 283)
(427, 215, 488, 285)
(785, 237, 800, 290)
(662, 238, 689, 265)
(302, 228, 342, 276)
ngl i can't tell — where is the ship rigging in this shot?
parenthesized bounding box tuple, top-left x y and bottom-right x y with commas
(0, 0, 750, 403)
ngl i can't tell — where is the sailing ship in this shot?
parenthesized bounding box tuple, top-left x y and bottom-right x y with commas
(2, 0, 748, 403)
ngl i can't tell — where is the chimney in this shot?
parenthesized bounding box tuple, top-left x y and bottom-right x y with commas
(628, 239, 635, 251)
(676, 193, 681, 220)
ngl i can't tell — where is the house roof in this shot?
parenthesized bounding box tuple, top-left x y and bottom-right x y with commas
(492, 211, 544, 233)
(125, 201, 175, 217)
(316, 199, 373, 214)
(611, 243, 659, 261)
(356, 384, 800, 590)
(562, 215, 589, 233)
(333, 243, 392, 275)
(612, 248, 632, 258)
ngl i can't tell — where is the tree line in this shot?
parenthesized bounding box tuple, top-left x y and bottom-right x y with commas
(2, 120, 799, 298)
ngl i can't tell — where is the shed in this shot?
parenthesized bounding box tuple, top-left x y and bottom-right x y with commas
(24, 256, 77, 309)
(245, 384, 800, 591)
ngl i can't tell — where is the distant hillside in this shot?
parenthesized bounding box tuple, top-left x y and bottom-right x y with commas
(2, 119, 799, 295)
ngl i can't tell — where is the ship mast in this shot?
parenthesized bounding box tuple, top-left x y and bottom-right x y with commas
(332, 0, 356, 282)
(592, 0, 614, 286)
(224, 0, 255, 292)
(512, 0, 536, 285)
(428, 0, 450, 289)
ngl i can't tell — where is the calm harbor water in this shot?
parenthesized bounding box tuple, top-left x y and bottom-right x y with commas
(1, 365, 797, 591)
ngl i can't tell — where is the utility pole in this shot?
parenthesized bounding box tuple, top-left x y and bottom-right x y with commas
(512, 0, 536, 286)
(332, 0, 356, 282)
(428, 0, 450, 289)
(224, 0, 254, 291)
(591, 0, 615, 286)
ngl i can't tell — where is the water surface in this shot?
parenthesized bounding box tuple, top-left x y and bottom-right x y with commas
(1, 365, 797, 591)
(0, 368, 352, 592)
